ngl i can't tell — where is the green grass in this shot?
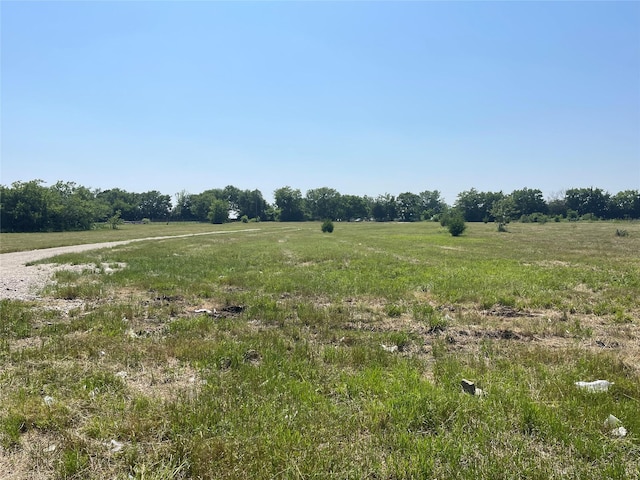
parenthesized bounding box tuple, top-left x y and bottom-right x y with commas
(1, 221, 639, 479)
(0, 221, 256, 253)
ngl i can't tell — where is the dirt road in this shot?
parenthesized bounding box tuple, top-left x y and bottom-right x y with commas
(0, 229, 260, 301)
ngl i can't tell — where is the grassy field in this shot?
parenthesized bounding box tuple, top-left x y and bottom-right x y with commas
(0, 222, 256, 254)
(1, 221, 639, 479)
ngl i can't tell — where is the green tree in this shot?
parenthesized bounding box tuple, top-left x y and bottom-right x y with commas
(419, 190, 447, 220)
(372, 194, 397, 222)
(455, 189, 504, 222)
(95, 188, 140, 221)
(208, 198, 229, 224)
(236, 189, 268, 220)
(509, 188, 547, 217)
(0, 180, 50, 232)
(340, 194, 370, 221)
(305, 187, 341, 220)
(397, 192, 422, 222)
(274, 186, 305, 221)
(190, 189, 225, 222)
(607, 190, 640, 219)
(565, 188, 609, 218)
(138, 191, 171, 221)
(172, 190, 197, 221)
(55, 182, 99, 230)
(491, 197, 516, 231)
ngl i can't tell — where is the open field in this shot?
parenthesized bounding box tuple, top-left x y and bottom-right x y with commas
(0, 223, 258, 254)
(1, 221, 639, 479)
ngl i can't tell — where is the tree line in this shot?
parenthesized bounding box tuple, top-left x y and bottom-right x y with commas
(1, 180, 638, 232)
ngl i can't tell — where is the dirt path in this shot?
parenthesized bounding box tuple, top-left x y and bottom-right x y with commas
(0, 229, 261, 301)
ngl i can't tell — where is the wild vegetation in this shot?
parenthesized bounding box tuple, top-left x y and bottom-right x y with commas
(2, 180, 639, 232)
(1, 221, 638, 479)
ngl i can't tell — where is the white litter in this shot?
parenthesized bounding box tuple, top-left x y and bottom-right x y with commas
(575, 380, 613, 392)
(108, 439, 124, 453)
(611, 426, 627, 437)
(604, 415, 627, 437)
(604, 414, 621, 429)
(43, 395, 54, 406)
(380, 344, 398, 353)
(115, 371, 128, 379)
(194, 309, 212, 314)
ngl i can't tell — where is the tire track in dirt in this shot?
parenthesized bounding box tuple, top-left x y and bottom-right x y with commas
(0, 228, 262, 301)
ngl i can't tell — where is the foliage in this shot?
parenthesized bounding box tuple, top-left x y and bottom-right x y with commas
(321, 219, 334, 233)
(274, 186, 305, 221)
(455, 188, 505, 222)
(3, 179, 640, 233)
(510, 187, 547, 217)
(491, 197, 516, 232)
(306, 187, 341, 221)
(224, 186, 269, 221)
(419, 190, 447, 220)
(565, 187, 608, 218)
(447, 215, 466, 236)
(340, 194, 370, 221)
(207, 199, 230, 224)
(108, 210, 123, 230)
(372, 194, 397, 221)
(397, 192, 422, 222)
(0, 180, 99, 232)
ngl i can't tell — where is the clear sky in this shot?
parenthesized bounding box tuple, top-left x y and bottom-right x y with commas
(2, 1, 639, 205)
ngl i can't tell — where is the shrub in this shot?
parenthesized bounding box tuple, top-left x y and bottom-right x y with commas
(240, 215, 249, 223)
(616, 229, 628, 237)
(447, 216, 466, 237)
(108, 211, 123, 230)
(321, 219, 334, 233)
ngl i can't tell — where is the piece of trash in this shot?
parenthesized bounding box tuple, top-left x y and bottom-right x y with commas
(115, 371, 128, 379)
(380, 344, 398, 353)
(43, 395, 54, 406)
(575, 380, 613, 392)
(604, 414, 622, 429)
(611, 426, 627, 437)
(100, 351, 106, 356)
(604, 415, 627, 437)
(108, 439, 124, 453)
(44, 444, 57, 453)
(194, 308, 212, 314)
(126, 328, 138, 339)
(461, 379, 486, 396)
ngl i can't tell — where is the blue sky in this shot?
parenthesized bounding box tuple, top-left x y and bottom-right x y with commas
(2, 1, 639, 204)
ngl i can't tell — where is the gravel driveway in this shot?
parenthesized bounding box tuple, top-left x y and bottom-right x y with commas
(0, 229, 260, 301)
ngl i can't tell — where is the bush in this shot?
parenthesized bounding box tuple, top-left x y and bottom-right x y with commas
(447, 216, 466, 237)
(616, 229, 629, 237)
(321, 219, 334, 233)
(240, 215, 249, 223)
